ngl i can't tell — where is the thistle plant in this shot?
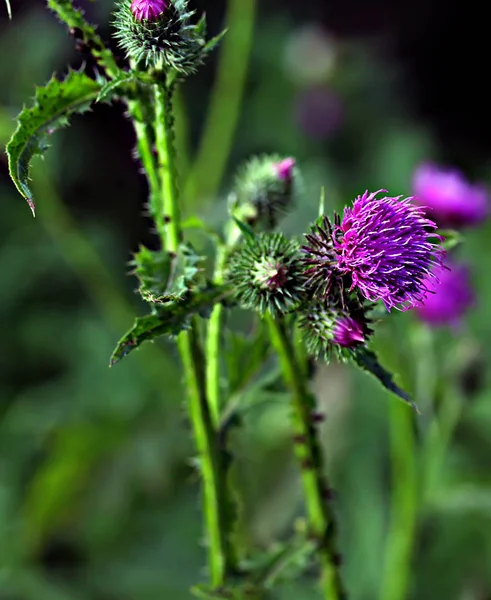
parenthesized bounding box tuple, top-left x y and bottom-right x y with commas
(5, 2, 458, 599)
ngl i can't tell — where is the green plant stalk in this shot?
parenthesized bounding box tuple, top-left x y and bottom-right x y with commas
(183, 0, 257, 210)
(126, 98, 164, 238)
(153, 81, 233, 588)
(206, 223, 243, 427)
(380, 400, 418, 600)
(266, 315, 345, 600)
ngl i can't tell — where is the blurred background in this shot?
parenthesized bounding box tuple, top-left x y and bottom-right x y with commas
(1, 1, 491, 599)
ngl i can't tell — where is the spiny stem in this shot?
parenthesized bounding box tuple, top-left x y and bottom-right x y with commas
(126, 96, 164, 238)
(207, 223, 243, 427)
(153, 79, 233, 587)
(266, 315, 345, 600)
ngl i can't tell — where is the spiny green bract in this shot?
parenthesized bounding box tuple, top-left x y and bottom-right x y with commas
(227, 233, 306, 316)
(228, 155, 300, 231)
(113, 0, 220, 74)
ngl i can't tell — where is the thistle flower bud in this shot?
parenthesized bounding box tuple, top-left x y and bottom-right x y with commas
(228, 155, 300, 231)
(298, 301, 371, 361)
(227, 233, 306, 316)
(114, 0, 217, 73)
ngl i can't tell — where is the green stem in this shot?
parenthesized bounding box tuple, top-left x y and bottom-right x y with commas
(153, 80, 232, 588)
(126, 97, 164, 239)
(206, 246, 227, 429)
(266, 315, 345, 600)
(206, 223, 243, 427)
(380, 400, 418, 600)
(183, 0, 257, 209)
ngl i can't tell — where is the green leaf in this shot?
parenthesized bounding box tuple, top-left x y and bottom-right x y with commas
(110, 285, 227, 365)
(231, 216, 256, 242)
(354, 348, 419, 412)
(439, 229, 464, 251)
(130, 246, 173, 299)
(6, 70, 101, 214)
(225, 323, 271, 396)
(47, 0, 118, 76)
(96, 71, 135, 103)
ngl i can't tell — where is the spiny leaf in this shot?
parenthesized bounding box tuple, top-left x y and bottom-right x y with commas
(354, 348, 419, 412)
(47, 0, 118, 76)
(6, 70, 101, 215)
(96, 71, 135, 103)
(110, 285, 227, 365)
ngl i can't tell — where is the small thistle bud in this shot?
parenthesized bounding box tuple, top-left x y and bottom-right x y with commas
(228, 155, 300, 231)
(227, 233, 306, 315)
(298, 301, 371, 361)
(114, 0, 217, 73)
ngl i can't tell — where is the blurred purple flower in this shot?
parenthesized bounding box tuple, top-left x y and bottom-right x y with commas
(334, 190, 444, 310)
(332, 316, 365, 348)
(413, 163, 488, 228)
(416, 260, 475, 328)
(273, 157, 296, 182)
(131, 0, 167, 21)
(294, 86, 343, 140)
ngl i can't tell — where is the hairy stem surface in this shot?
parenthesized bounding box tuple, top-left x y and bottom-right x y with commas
(153, 81, 233, 587)
(266, 316, 345, 600)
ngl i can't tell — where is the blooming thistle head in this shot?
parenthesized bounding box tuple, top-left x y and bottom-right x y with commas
(226, 233, 306, 316)
(415, 259, 475, 328)
(114, 0, 220, 73)
(412, 163, 489, 228)
(228, 155, 300, 231)
(298, 300, 371, 361)
(332, 190, 444, 311)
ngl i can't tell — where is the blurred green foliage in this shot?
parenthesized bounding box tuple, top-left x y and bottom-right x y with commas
(2, 2, 491, 599)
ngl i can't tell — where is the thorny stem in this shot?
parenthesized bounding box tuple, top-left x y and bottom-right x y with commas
(126, 97, 164, 238)
(266, 315, 345, 600)
(207, 223, 243, 427)
(153, 79, 233, 588)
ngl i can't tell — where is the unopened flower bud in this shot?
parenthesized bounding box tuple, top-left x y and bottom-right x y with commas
(228, 155, 300, 231)
(298, 301, 371, 361)
(227, 233, 306, 316)
(114, 0, 220, 73)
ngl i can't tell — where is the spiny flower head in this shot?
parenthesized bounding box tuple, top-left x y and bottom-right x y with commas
(334, 190, 444, 311)
(226, 233, 306, 316)
(228, 155, 300, 231)
(412, 163, 489, 228)
(302, 215, 340, 299)
(114, 0, 219, 73)
(298, 300, 371, 361)
(131, 0, 167, 21)
(416, 259, 475, 328)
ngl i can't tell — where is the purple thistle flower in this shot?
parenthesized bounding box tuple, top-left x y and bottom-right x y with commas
(332, 316, 366, 348)
(412, 163, 489, 228)
(334, 190, 444, 311)
(416, 259, 475, 328)
(274, 157, 296, 182)
(131, 0, 167, 21)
